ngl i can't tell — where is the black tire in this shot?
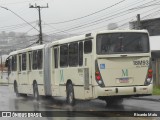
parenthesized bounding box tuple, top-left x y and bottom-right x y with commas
(66, 83, 75, 106)
(33, 83, 39, 101)
(14, 82, 19, 97)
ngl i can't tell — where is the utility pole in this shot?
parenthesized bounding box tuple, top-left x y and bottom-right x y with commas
(29, 4, 48, 44)
(137, 14, 141, 30)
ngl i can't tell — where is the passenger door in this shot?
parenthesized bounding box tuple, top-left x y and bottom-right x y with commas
(51, 47, 60, 96)
(18, 53, 29, 93)
(53, 47, 59, 85)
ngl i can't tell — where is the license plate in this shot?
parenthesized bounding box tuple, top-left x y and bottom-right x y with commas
(119, 78, 129, 83)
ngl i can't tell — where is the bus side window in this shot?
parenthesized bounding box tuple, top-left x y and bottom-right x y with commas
(37, 50, 43, 69)
(19, 55, 22, 72)
(22, 53, 26, 71)
(60, 44, 68, 67)
(69, 42, 78, 67)
(79, 42, 83, 66)
(12, 55, 17, 71)
(29, 52, 32, 71)
(84, 40, 92, 54)
(54, 48, 58, 68)
(32, 50, 37, 70)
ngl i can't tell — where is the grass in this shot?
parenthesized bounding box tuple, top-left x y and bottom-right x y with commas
(153, 86, 160, 95)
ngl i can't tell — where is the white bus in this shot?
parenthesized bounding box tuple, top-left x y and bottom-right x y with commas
(6, 30, 153, 106)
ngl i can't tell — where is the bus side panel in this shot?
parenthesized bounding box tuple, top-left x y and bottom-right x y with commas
(59, 68, 85, 99)
(28, 69, 45, 95)
(8, 72, 17, 93)
(52, 67, 93, 99)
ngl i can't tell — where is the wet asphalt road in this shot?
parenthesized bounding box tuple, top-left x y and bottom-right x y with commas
(0, 85, 160, 120)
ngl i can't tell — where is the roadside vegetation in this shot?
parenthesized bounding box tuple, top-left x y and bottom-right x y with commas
(153, 86, 160, 95)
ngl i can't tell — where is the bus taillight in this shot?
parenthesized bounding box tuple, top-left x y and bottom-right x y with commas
(95, 71, 103, 85)
(95, 72, 101, 80)
(148, 69, 153, 78)
(95, 71, 100, 75)
(145, 68, 152, 85)
(95, 60, 105, 87)
(96, 76, 101, 80)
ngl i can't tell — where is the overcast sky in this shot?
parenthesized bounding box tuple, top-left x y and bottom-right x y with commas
(0, 0, 160, 36)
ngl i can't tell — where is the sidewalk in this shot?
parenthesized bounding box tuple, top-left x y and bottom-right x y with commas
(131, 95, 160, 102)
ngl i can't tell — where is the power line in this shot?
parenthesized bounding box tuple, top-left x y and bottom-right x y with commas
(43, 0, 160, 36)
(76, 7, 160, 34)
(11, 37, 39, 47)
(43, 22, 71, 35)
(47, 0, 149, 27)
(0, 6, 39, 32)
(48, 0, 126, 24)
(142, 9, 160, 20)
(45, 8, 140, 35)
(22, 23, 39, 35)
(0, 21, 36, 29)
(0, 0, 41, 6)
(0, 22, 37, 31)
(49, 0, 160, 35)
(44, 0, 150, 35)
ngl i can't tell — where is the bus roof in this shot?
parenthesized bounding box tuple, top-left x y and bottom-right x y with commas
(9, 44, 45, 56)
(50, 29, 149, 46)
(96, 29, 148, 34)
(8, 29, 149, 56)
(50, 34, 86, 46)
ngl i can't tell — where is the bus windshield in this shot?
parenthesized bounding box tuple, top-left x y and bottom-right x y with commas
(96, 32, 149, 54)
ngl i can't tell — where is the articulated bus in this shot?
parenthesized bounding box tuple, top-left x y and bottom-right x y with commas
(6, 30, 152, 105)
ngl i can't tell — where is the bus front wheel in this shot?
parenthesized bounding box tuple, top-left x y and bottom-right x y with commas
(33, 83, 39, 101)
(66, 83, 75, 106)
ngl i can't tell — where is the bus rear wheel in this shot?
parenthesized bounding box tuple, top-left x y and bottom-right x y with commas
(66, 83, 75, 106)
(33, 83, 39, 101)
